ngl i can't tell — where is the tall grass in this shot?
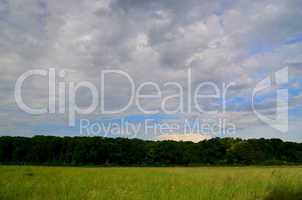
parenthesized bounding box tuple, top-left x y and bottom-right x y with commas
(264, 172, 302, 200)
(0, 166, 301, 200)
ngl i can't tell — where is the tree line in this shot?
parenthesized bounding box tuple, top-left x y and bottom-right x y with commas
(0, 136, 302, 166)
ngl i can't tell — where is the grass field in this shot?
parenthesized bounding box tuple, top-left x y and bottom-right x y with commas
(0, 166, 301, 200)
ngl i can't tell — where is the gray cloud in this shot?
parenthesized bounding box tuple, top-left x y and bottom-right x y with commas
(0, 0, 302, 139)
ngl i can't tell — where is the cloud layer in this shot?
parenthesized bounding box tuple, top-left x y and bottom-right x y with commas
(0, 0, 302, 141)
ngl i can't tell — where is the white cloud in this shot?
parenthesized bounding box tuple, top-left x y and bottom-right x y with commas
(0, 0, 301, 140)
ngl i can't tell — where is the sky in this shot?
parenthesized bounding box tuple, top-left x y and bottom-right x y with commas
(1, 0, 302, 141)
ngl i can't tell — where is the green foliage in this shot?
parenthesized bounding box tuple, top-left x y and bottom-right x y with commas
(0, 136, 301, 166)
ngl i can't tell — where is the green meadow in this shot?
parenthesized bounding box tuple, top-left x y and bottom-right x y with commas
(0, 166, 301, 200)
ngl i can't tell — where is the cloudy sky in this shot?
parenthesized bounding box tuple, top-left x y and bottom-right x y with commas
(1, 0, 302, 141)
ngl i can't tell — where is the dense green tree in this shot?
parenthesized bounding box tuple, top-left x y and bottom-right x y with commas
(0, 136, 301, 166)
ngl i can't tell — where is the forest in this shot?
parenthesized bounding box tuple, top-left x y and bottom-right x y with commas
(0, 136, 302, 166)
